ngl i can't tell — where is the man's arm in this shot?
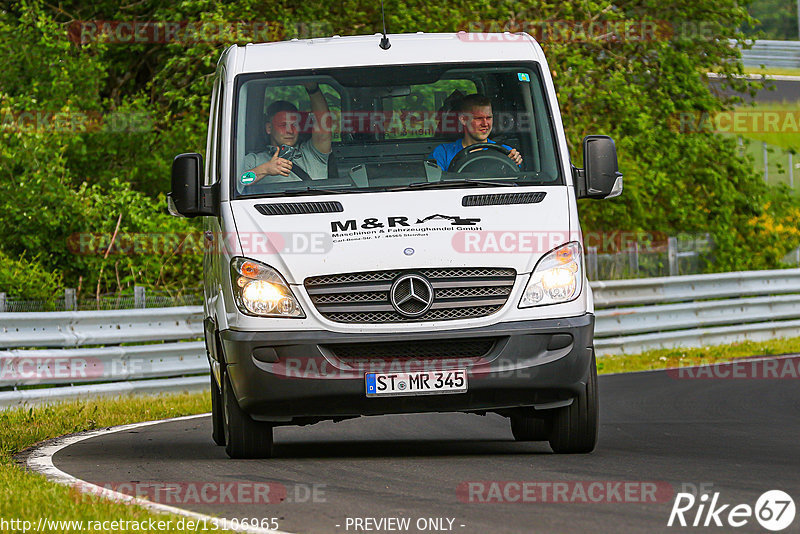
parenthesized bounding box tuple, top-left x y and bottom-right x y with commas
(430, 144, 449, 171)
(305, 83, 332, 155)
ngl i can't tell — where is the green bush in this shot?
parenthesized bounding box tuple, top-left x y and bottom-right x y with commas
(0, 0, 798, 300)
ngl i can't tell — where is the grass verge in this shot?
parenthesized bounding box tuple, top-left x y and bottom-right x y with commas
(597, 336, 800, 374)
(0, 391, 219, 533)
(2, 337, 800, 530)
(742, 66, 800, 78)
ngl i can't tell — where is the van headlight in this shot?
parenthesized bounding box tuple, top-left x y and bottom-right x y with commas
(230, 258, 305, 317)
(519, 242, 583, 307)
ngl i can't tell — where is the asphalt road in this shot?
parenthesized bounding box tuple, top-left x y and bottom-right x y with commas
(709, 76, 800, 103)
(52, 362, 800, 534)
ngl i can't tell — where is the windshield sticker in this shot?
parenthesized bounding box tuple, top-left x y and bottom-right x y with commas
(517, 72, 530, 82)
(330, 214, 483, 244)
(240, 171, 257, 185)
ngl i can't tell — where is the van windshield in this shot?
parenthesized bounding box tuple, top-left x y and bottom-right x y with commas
(232, 63, 562, 198)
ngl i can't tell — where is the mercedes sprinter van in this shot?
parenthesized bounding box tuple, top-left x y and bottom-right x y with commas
(169, 32, 622, 458)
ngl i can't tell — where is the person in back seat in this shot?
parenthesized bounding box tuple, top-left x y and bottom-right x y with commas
(241, 83, 331, 185)
(429, 94, 522, 171)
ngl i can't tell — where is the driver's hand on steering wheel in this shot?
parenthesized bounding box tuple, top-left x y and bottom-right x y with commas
(508, 148, 523, 166)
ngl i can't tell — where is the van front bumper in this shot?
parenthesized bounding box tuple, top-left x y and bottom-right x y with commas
(219, 313, 595, 422)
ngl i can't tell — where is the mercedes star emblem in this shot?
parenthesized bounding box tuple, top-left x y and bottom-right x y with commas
(389, 274, 434, 317)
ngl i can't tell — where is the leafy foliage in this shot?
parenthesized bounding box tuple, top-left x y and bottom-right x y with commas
(744, 0, 799, 40)
(0, 0, 796, 298)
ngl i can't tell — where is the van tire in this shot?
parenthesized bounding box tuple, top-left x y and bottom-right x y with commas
(223, 372, 274, 459)
(510, 412, 550, 441)
(210, 373, 225, 446)
(548, 352, 599, 454)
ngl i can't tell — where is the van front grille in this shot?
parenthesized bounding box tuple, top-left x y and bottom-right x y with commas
(304, 267, 516, 323)
(325, 338, 498, 361)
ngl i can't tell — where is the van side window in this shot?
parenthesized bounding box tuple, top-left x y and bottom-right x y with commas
(214, 78, 225, 185)
(206, 74, 223, 186)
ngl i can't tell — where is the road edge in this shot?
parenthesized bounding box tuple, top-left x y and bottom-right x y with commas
(22, 413, 293, 534)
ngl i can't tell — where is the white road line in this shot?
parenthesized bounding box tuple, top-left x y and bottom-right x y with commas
(25, 413, 294, 534)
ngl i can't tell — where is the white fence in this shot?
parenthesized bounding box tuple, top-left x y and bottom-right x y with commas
(2, 268, 800, 407)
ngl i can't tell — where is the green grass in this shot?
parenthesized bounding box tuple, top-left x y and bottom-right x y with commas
(736, 138, 798, 188)
(732, 101, 800, 152)
(717, 101, 800, 189)
(0, 392, 222, 533)
(743, 66, 800, 78)
(3, 337, 800, 529)
(597, 336, 800, 374)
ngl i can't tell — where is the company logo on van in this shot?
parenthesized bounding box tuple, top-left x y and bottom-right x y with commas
(330, 214, 482, 233)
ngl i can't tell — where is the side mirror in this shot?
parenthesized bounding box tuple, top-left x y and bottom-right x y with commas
(167, 153, 219, 217)
(574, 135, 623, 200)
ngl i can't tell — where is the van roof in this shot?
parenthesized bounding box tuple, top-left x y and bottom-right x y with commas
(232, 32, 545, 74)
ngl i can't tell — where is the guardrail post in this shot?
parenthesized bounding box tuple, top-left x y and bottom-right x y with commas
(64, 288, 76, 311)
(763, 142, 769, 183)
(790, 152, 794, 189)
(134, 286, 146, 309)
(628, 242, 639, 275)
(587, 246, 598, 280)
(668, 237, 678, 276)
(0, 292, 6, 313)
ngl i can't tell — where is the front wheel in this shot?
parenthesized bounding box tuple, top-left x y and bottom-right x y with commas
(223, 372, 274, 459)
(548, 351, 599, 454)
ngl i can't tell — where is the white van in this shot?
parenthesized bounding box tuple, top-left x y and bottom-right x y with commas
(169, 32, 622, 458)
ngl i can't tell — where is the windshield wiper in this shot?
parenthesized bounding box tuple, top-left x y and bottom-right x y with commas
(397, 179, 519, 191)
(277, 186, 358, 197)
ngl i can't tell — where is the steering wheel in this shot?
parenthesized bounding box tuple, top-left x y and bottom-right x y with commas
(447, 142, 520, 175)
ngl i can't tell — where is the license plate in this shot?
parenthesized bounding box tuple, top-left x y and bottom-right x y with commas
(365, 370, 468, 397)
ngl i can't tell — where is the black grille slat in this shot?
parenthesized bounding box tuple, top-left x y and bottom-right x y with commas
(462, 192, 546, 207)
(313, 303, 397, 313)
(255, 201, 343, 216)
(429, 297, 510, 308)
(313, 292, 386, 304)
(306, 282, 394, 295)
(430, 279, 515, 289)
(437, 286, 511, 298)
(323, 306, 503, 323)
(307, 268, 515, 286)
(326, 338, 498, 361)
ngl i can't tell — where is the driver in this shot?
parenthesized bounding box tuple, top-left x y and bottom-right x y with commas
(241, 82, 332, 185)
(429, 94, 522, 171)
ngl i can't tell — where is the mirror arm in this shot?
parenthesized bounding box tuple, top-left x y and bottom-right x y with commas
(200, 182, 220, 217)
(572, 164, 587, 199)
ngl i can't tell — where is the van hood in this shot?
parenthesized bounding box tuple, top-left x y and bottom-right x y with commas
(228, 188, 575, 285)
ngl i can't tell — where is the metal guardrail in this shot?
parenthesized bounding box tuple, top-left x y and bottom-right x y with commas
(591, 269, 800, 307)
(0, 306, 203, 348)
(593, 268, 800, 355)
(2, 268, 800, 407)
(0, 307, 207, 408)
(738, 39, 800, 69)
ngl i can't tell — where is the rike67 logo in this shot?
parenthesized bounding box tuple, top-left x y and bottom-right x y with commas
(668, 490, 795, 531)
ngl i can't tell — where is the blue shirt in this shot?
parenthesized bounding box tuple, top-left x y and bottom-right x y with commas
(429, 139, 513, 171)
